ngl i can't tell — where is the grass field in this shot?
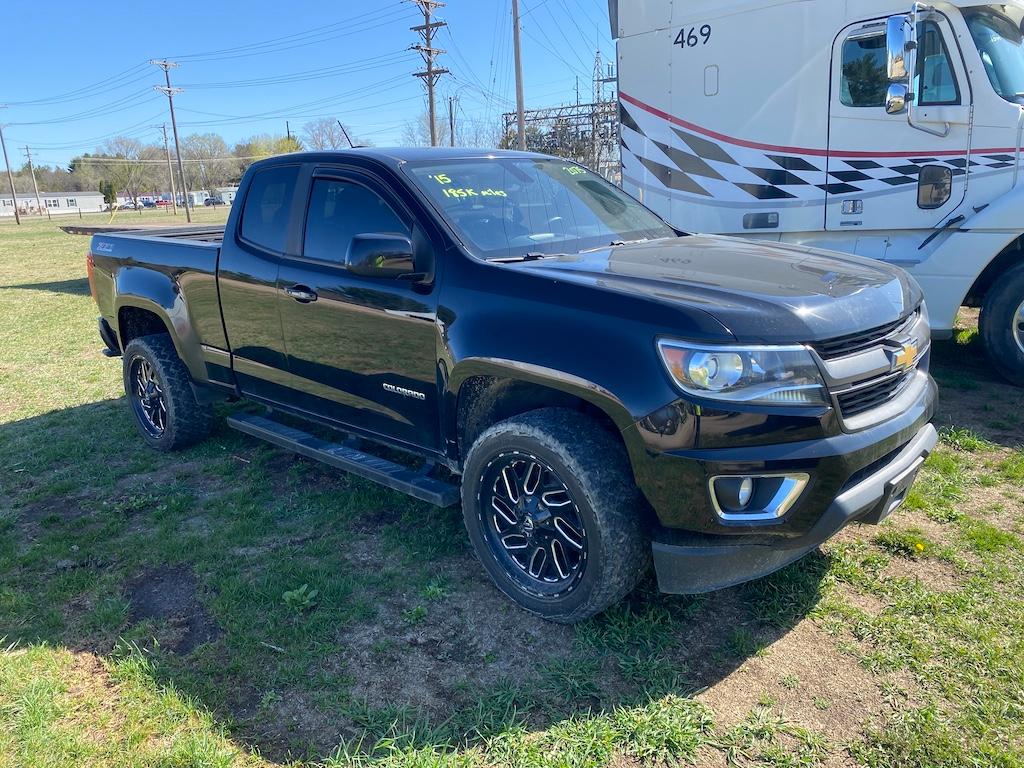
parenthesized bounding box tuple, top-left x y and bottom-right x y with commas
(1, 212, 1023, 767)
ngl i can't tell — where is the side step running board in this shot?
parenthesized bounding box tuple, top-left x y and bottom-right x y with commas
(226, 412, 460, 507)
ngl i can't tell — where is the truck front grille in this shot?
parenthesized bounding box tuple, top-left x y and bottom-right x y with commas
(813, 313, 916, 360)
(835, 369, 916, 418)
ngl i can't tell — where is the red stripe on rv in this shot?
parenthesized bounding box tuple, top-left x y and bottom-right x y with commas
(619, 91, 1018, 159)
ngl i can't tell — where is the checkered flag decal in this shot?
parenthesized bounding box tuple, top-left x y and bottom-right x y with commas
(620, 101, 1015, 203)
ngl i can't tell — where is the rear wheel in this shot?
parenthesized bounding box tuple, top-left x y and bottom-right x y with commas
(461, 408, 650, 623)
(123, 334, 214, 452)
(980, 264, 1024, 385)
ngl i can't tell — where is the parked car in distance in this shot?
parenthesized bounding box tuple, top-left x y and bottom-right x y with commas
(141, 200, 156, 208)
(155, 200, 172, 208)
(204, 197, 225, 207)
(85, 148, 937, 623)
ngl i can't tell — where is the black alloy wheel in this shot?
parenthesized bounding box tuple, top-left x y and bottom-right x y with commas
(129, 356, 168, 438)
(480, 452, 588, 596)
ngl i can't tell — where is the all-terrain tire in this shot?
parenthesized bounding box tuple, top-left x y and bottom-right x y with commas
(980, 263, 1024, 386)
(122, 334, 214, 452)
(461, 408, 650, 623)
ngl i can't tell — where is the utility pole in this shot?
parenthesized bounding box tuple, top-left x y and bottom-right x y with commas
(0, 108, 20, 225)
(160, 124, 178, 215)
(286, 120, 292, 141)
(512, 0, 527, 150)
(409, 0, 449, 147)
(151, 59, 192, 223)
(448, 95, 458, 147)
(22, 147, 43, 216)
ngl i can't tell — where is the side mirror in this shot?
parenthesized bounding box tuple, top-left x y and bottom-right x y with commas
(886, 83, 909, 115)
(886, 15, 910, 82)
(346, 234, 417, 279)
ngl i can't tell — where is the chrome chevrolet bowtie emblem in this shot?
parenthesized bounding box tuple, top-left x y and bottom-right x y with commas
(893, 342, 918, 371)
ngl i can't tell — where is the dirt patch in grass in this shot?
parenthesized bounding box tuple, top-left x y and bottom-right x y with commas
(335, 546, 573, 719)
(127, 566, 221, 654)
(697, 622, 886, 743)
(881, 555, 963, 592)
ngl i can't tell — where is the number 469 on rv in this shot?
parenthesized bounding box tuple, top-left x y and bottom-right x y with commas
(674, 25, 711, 49)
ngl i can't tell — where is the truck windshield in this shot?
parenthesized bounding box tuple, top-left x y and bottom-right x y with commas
(404, 158, 676, 260)
(965, 6, 1024, 104)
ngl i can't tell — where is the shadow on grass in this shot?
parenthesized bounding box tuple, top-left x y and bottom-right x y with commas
(930, 332, 1024, 447)
(2, 277, 91, 296)
(0, 398, 830, 763)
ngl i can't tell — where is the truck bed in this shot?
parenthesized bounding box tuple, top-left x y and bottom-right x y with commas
(65, 224, 225, 243)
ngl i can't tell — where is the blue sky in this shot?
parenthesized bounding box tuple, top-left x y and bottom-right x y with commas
(1, 0, 615, 168)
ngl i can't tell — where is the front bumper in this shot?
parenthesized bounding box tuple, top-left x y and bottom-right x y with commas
(651, 422, 937, 594)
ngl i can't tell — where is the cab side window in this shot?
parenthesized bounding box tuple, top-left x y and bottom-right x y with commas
(240, 165, 299, 253)
(303, 179, 410, 264)
(916, 21, 960, 105)
(840, 22, 960, 109)
(840, 33, 888, 107)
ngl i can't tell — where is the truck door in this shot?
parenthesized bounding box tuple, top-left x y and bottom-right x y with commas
(218, 163, 301, 402)
(827, 15, 971, 233)
(275, 167, 441, 451)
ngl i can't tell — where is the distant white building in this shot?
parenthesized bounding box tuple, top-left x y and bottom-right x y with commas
(0, 191, 105, 217)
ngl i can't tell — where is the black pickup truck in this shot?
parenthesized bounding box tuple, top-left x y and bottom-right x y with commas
(86, 148, 937, 622)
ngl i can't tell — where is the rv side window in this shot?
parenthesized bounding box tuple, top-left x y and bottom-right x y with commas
(840, 33, 888, 107)
(916, 21, 960, 106)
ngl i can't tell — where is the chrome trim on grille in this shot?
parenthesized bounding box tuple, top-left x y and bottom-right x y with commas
(810, 310, 930, 430)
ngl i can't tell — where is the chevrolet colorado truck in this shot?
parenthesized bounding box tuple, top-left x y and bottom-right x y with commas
(86, 148, 938, 622)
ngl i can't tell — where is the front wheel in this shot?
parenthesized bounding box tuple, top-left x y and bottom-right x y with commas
(461, 408, 650, 623)
(122, 334, 214, 452)
(980, 264, 1024, 386)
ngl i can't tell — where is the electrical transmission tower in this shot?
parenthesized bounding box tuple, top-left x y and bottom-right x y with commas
(408, 0, 449, 147)
(502, 53, 620, 180)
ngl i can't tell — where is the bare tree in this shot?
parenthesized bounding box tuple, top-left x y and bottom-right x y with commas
(303, 118, 348, 150)
(401, 111, 446, 147)
(182, 133, 239, 195)
(100, 137, 148, 205)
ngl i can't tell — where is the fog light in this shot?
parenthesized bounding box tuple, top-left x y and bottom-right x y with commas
(714, 476, 756, 512)
(710, 473, 810, 523)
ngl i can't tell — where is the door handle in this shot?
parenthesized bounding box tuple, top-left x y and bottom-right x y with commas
(285, 285, 318, 303)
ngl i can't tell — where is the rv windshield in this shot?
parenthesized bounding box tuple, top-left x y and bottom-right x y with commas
(965, 6, 1024, 104)
(404, 158, 676, 260)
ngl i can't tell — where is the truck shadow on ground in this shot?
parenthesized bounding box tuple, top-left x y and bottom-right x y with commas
(2, 277, 91, 296)
(0, 330, 1010, 762)
(1, 398, 833, 762)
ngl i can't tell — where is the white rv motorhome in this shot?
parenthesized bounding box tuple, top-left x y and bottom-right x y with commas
(612, 0, 1024, 383)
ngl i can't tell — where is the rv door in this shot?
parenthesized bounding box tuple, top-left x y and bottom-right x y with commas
(826, 13, 971, 234)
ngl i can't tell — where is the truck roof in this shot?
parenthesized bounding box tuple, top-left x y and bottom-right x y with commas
(251, 147, 552, 170)
(608, 0, 1024, 38)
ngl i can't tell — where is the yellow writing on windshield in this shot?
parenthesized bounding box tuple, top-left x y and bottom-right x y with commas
(563, 166, 587, 176)
(441, 188, 508, 199)
(428, 173, 452, 185)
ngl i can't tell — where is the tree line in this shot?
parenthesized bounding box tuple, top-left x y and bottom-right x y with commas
(5, 118, 374, 204)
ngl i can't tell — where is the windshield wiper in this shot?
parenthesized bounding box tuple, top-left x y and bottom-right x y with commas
(490, 252, 566, 264)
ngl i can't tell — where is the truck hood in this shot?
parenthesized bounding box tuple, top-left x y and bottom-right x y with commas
(510, 235, 921, 343)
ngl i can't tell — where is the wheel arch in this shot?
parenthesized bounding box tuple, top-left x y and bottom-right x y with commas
(964, 234, 1024, 309)
(449, 359, 635, 465)
(113, 267, 208, 383)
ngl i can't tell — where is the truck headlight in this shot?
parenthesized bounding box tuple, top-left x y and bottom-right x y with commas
(657, 340, 827, 406)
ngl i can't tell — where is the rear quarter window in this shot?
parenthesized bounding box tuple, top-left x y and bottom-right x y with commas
(240, 165, 300, 253)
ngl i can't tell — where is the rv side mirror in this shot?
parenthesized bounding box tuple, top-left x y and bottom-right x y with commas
(886, 15, 910, 81)
(886, 83, 909, 115)
(346, 233, 417, 279)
